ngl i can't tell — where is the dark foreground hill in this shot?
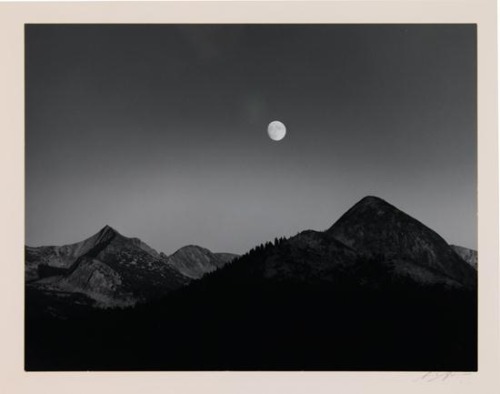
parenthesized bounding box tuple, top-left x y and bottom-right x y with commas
(25, 196, 477, 371)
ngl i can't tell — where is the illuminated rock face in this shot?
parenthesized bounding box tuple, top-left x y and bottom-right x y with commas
(25, 225, 186, 308)
(167, 245, 237, 279)
(25, 225, 238, 308)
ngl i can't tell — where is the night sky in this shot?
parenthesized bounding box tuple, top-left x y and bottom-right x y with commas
(26, 24, 477, 254)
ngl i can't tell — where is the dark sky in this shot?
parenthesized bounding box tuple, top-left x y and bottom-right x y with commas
(26, 24, 477, 254)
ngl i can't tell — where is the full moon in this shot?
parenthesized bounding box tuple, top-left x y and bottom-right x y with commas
(267, 120, 287, 141)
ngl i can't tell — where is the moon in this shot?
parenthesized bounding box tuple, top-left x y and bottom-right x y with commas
(267, 120, 287, 141)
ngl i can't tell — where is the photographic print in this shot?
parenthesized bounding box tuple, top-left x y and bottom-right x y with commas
(25, 24, 477, 371)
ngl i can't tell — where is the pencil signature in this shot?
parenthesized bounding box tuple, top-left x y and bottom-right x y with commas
(417, 371, 473, 382)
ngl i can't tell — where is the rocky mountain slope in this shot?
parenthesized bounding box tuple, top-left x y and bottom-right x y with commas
(326, 196, 477, 289)
(451, 245, 478, 269)
(199, 196, 476, 291)
(26, 225, 160, 282)
(166, 245, 237, 279)
(27, 226, 187, 307)
(26, 226, 236, 308)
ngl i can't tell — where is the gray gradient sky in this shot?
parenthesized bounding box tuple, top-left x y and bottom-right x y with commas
(26, 24, 477, 254)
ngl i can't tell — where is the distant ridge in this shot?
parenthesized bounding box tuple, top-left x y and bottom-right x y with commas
(26, 225, 236, 308)
(167, 245, 238, 279)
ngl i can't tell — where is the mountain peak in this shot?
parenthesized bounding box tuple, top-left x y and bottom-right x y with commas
(356, 195, 390, 206)
(98, 225, 119, 235)
(94, 225, 123, 243)
(327, 196, 477, 288)
(348, 195, 396, 213)
(326, 196, 396, 233)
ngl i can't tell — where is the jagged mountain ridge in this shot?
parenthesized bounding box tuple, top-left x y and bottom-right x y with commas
(28, 226, 186, 307)
(25, 196, 478, 370)
(25, 225, 160, 282)
(26, 196, 476, 309)
(26, 226, 236, 308)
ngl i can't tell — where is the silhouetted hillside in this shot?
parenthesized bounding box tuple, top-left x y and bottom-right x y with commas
(327, 196, 476, 288)
(25, 196, 477, 371)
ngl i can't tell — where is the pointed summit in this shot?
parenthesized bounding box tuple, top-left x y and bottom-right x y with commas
(327, 196, 477, 288)
(28, 224, 188, 307)
(97, 224, 120, 237)
(86, 225, 121, 250)
(326, 196, 397, 233)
